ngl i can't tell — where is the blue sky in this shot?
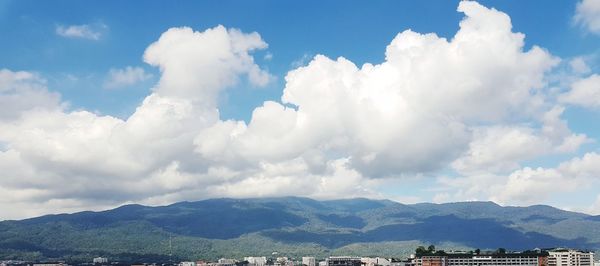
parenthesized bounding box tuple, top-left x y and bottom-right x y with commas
(2, 0, 597, 121)
(0, 0, 599, 219)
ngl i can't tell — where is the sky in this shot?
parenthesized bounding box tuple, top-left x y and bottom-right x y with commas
(0, 0, 600, 220)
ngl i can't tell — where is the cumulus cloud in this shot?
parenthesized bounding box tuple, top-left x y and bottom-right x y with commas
(438, 152, 600, 205)
(0, 2, 596, 219)
(56, 23, 108, 40)
(560, 74, 600, 108)
(144, 26, 273, 105)
(575, 0, 600, 34)
(104, 66, 152, 89)
(0, 25, 272, 219)
(194, 1, 559, 178)
(569, 57, 591, 74)
(0, 69, 62, 121)
(451, 105, 590, 174)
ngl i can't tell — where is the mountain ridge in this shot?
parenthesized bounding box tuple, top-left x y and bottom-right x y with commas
(1, 197, 598, 262)
(9, 197, 587, 223)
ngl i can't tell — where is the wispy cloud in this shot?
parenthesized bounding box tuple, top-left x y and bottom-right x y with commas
(574, 0, 600, 34)
(290, 53, 313, 68)
(104, 66, 152, 89)
(55, 23, 107, 40)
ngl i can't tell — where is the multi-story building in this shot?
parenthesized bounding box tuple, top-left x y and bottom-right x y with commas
(179, 262, 196, 266)
(303, 257, 316, 266)
(218, 259, 237, 266)
(274, 257, 293, 266)
(547, 249, 594, 266)
(327, 257, 361, 266)
(390, 258, 415, 266)
(92, 257, 108, 264)
(414, 253, 548, 266)
(245, 257, 267, 266)
(33, 263, 69, 266)
(362, 258, 391, 266)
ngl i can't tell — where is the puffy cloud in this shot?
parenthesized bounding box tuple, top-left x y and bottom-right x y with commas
(0, 25, 273, 219)
(437, 152, 600, 206)
(143, 26, 273, 106)
(0, 2, 596, 219)
(194, 1, 558, 177)
(569, 57, 591, 74)
(103, 66, 153, 89)
(0, 69, 62, 121)
(451, 126, 553, 174)
(55, 23, 107, 40)
(575, 0, 600, 34)
(559, 74, 600, 108)
(451, 106, 590, 174)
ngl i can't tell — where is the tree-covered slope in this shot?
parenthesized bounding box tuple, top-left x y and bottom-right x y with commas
(0, 197, 598, 262)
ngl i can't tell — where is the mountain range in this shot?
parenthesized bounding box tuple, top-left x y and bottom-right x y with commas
(1, 197, 599, 262)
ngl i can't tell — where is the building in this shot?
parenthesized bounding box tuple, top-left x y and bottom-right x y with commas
(33, 263, 69, 266)
(362, 258, 391, 266)
(179, 262, 196, 266)
(548, 249, 594, 266)
(303, 257, 316, 266)
(414, 253, 548, 266)
(326, 257, 361, 266)
(93, 258, 108, 264)
(416, 256, 445, 266)
(245, 257, 267, 266)
(390, 259, 415, 266)
(218, 259, 237, 266)
(274, 257, 293, 266)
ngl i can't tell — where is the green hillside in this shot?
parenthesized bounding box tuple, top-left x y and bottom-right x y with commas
(0, 197, 598, 262)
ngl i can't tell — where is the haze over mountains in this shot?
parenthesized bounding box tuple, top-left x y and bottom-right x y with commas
(1, 197, 599, 262)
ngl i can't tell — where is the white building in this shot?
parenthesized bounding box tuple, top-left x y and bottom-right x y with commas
(218, 259, 237, 266)
(303, 257, 316, 266)
(548, 249, 594, 266)
(179, 262, 197, 266)
(362, 258, 391, 266)
(245, 257, 267, 266)
(274, 257, 293, 266)
(390, 259, 414, 266)
(93, 258, 108, 264)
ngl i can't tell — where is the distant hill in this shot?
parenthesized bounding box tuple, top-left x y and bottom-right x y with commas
(0, 197, 598, 262)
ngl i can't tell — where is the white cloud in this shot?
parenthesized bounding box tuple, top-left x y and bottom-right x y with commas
(451, 126, 552, 174)
(560, 74, 600, 108)
(437, 152, 600, 206)
(56, 23, 107, 40)
(451, 106, 589, 175)
(569, 57, 591, 74)
(264, 52, 273, 61)
(0, 69, 63, 121)
(0, 2, 597, 219)
(586, 195, 600, 215)
(194, 1, 558, 178)
(0, 25, 278, 219)
(104, 66, 152, 89)
(143, 26, 273, 106)
(575, 0, 600, 34)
